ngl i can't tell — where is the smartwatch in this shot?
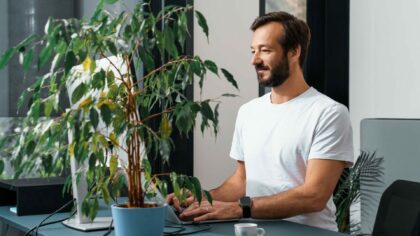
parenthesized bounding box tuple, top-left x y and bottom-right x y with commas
(239, 196, 252, 218)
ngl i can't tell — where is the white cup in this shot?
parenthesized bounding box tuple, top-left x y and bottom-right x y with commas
(234, 223, 266, 236)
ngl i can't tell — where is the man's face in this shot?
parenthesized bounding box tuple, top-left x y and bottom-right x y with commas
(251, 22, 290, 87)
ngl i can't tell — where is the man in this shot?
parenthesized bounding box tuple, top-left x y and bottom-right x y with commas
(167, 11, 353, 231)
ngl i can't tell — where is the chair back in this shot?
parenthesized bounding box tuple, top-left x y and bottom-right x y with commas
(372, 180, 420, 236)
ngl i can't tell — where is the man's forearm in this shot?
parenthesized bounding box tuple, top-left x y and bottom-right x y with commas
(209, 161, 246, 202)
(251, 185, 330, 219)
(210, 180, 245, 202)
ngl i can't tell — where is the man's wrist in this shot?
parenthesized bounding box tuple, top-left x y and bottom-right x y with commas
(239, 196, 253, 218)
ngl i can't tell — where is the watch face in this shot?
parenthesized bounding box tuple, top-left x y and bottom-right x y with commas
(241, 196, 251, 206)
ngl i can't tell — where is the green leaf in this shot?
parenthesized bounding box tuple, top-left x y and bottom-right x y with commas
(90, 59, 97, 73)
(221, 93, 238, 97)
(100, 104, 112, 127)
(111, 174, 125, 196)
(191, 58, 202, 77)
(38, 44, 53, 69)
(109, 132, 119, 147)
(159, 139, 171, 162)
(71, 83, 87, 104)
(195, 10, 209, 41)
(16, 34, 37, 51)
(123, 25, 132, 40)
(101, 185, 111, 205)
(44, 97, 54, 117)
(89, 108, 99, 129)
(65, 51, 77, 75)
(164, 26, 178, 58)
(213, 103, 219, 135)
(104, 0, 118, 4)
(107, 41, 117, 55)
(191, 177, 202, 204)
(106, 70, 115, 85)
(56, 40, 68, 54)
(92, 70, 106, 89)
(89, 198, 99, 221)
(0, 48, 16, 70)
(200, 102, 214, 122)
(203, 190, 213, 204)
(0, 160, 4, 175)
(23, 48, 34, 72)
(30, 100, 41, 120)
(221, 68, 238, 90)
(171, 172, 181, 199)
(73, 38, 84, 54)
(177, 12, 188, 50)
(160, 114, 172, 138)
(17, 90, 28, 110)
(109, 154, 118, 176)
(142, 158, 151, 178)
(26, 141, 36, 156)
(204, 60, 218, 76)
(158, 181, 168, 199)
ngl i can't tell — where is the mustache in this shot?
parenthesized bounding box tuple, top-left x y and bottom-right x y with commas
(255, 64, 269, 70)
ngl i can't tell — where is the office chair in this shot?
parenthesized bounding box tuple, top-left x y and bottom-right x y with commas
(372, 180, 420, 236)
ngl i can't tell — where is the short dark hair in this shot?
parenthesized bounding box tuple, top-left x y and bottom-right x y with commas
(250, 11, 311, 68)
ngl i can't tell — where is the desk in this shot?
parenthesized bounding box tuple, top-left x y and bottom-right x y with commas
(0, 205, 347, 236)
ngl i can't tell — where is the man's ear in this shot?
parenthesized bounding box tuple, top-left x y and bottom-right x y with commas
(287, 46, 301, 64)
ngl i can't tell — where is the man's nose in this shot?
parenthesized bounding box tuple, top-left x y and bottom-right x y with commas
(251, 53, 262, 65)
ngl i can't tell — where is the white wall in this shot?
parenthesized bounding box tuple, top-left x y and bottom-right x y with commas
(193, 0, 259, 189)
(350, 0, 420, 156)
(0, 1, 8, 116)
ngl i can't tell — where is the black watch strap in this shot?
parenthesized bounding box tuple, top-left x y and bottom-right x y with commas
(239, 196, 252, 218)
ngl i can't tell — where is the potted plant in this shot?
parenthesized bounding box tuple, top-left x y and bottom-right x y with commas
(334, 150, 384, 233)
(0, 0, 238, 235)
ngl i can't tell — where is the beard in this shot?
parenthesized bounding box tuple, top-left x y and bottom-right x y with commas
(256, 56, 290, 88)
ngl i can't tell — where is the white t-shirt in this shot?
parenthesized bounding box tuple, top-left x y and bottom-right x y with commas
(229, 87, 354, 232)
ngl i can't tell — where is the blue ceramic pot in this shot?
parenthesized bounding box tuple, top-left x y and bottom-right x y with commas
(111, 203, 167, 236)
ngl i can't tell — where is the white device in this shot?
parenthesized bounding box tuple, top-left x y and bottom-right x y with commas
(62, 56, 128, 231)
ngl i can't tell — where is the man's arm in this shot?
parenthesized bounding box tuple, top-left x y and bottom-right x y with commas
(210, 160, 246, 201)
(184, 159, 345, 221)
(251, 159, 345, 218)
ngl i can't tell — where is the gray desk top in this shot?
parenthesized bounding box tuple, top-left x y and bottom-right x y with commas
(0, 205, 347, 236)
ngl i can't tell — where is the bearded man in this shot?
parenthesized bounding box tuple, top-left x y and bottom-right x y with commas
(167, 11, 354, 232)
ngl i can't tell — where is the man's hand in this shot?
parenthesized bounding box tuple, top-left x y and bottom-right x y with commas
(179, 200, 242, 222)
(165, 192, 195, 213)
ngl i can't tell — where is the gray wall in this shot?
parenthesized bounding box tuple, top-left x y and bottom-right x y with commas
(193, 0, 259, 189)
(350, 0, 420, 233)
(350, 0, 420, 156)
(78, 0, 138, 19)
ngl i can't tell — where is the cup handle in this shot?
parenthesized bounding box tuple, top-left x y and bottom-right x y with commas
(257, 227, 266, 236)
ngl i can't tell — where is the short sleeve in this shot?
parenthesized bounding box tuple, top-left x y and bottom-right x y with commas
(309, 104, 354, 167)
(230, 107, 245, 161)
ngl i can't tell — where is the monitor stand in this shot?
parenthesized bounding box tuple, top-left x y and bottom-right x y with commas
(62, 140, 113, 231)
(62, 217, 113, 231)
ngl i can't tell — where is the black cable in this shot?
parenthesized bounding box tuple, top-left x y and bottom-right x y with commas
(24, 199, 75, 236)
(164, 225, 186, 235)
(163, 224, 211, 236)
(103, 219, 113, 236)
(24, 210, 76, 236)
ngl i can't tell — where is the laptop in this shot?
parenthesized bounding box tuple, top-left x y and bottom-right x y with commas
(165, 205, 239, 225)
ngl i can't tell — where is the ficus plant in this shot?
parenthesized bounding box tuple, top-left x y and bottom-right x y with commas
(0, 0, 238, 220)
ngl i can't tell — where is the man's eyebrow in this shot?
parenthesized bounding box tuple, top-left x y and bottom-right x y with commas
(251, 44, 270, 49)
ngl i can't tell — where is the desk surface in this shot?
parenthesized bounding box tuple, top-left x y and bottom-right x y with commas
(0, 205, 347, 236)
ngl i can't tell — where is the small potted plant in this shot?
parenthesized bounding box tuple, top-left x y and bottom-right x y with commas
(0, 0, 238, 235)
